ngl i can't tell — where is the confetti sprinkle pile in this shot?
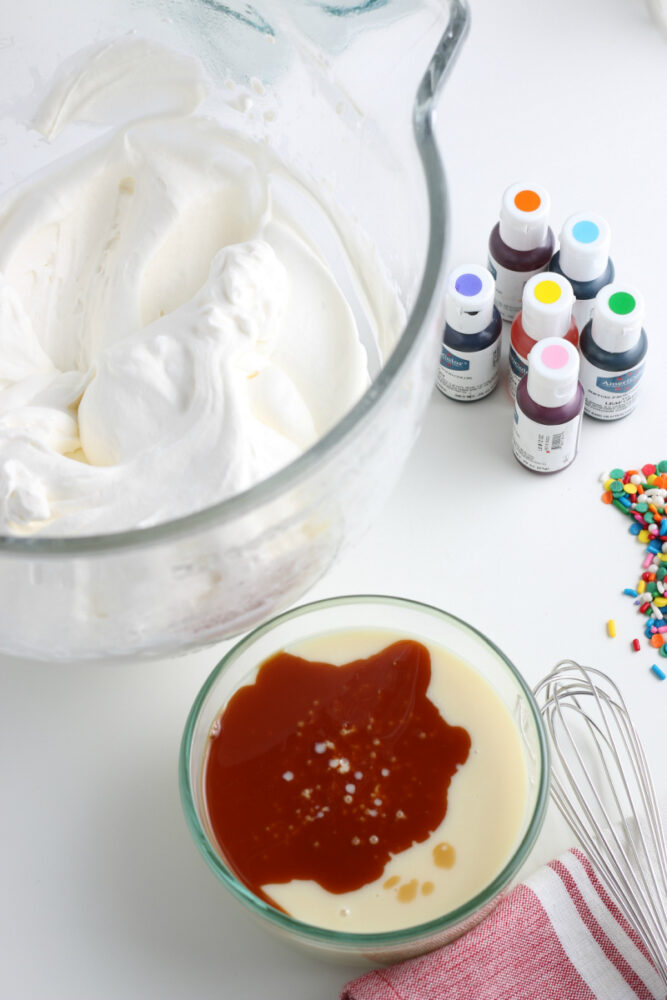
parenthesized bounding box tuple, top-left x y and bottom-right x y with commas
(601, 462, 667, 681)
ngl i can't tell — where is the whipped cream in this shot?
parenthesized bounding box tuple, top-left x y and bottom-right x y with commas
(0, 39, 370, 536)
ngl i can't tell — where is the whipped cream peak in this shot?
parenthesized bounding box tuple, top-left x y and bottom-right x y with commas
(207, 238, 288, 348)
(0, 458, 52, 529)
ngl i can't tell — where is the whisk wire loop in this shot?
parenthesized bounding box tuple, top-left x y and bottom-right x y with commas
(535, 660, 667, 990)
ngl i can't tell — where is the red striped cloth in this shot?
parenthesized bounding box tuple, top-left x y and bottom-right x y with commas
(341, 850, 666, 1000)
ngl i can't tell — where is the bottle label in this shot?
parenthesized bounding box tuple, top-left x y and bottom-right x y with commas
(488, 253, 543, 323)
(512, 404, 582, 472)
(508, 344, 528, 399)
(579, 356, 645, 420)
(437, 340, 500, 401)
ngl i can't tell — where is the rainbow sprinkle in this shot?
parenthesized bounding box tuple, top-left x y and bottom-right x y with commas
(601, 462, 667, 679)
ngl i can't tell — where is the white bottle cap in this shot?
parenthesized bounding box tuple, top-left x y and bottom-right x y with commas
(498, 182, 551, 251)
(526, 337, 580, 408)
(591, 284, 644, 353)
(558, 213, 611, 283)
(445, 265, 496, 334)
(521, 272, 575, 341)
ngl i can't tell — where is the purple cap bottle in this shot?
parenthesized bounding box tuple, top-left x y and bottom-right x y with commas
(437, 265, 502, 402)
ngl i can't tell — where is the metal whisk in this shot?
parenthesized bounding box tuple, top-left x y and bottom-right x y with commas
(534, 660, 667, 990)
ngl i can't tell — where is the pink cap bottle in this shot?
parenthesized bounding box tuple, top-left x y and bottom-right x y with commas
(512, 338, 584, 474)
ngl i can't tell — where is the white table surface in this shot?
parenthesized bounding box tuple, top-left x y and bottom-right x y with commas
(2, 0, 666, 997)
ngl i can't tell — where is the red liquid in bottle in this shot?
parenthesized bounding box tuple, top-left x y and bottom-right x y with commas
(509, 311, 579, 400)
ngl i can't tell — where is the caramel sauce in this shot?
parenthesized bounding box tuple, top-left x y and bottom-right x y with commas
(396, 879, 418, 903)
(433, 841, 456, 869)
(203, 640, 471, 907)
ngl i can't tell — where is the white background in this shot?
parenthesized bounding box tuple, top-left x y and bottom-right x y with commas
(2, 0, 667, 997)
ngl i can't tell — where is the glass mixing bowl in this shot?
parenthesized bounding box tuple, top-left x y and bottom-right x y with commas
(180, 595, 549, 962)
(0, 1, 468, 660)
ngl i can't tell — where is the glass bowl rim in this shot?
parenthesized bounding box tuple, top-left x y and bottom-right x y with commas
(0, 2, 468, 558)
(179, 593, 550, 948)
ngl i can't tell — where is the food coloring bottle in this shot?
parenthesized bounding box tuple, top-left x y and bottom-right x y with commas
(579, 284, 647, 420)
(549, 213, 614, 331)
(512, 337, 584, 474)
(508, 272, 578, 400)
(437, 265, 502, 401)
(488, 182, 555, 322)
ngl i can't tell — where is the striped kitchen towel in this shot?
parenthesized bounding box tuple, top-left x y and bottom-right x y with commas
(341, 849, 666, 1000)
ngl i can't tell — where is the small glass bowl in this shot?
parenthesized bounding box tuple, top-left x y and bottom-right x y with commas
(180, 595, 549, 963)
